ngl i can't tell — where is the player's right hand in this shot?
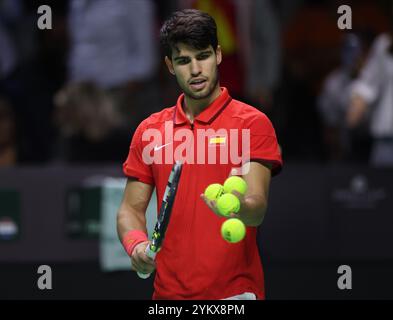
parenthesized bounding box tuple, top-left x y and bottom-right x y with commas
(131, 241, 156, 274)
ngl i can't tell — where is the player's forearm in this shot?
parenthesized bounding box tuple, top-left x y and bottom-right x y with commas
(117, 208, 148, 241)
(237, 194, 267, 227)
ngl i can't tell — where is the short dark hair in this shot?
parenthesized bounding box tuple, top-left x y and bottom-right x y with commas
(160, 9, 218, 58)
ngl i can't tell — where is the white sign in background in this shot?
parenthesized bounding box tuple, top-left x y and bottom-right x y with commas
(99, 178, 157, 272)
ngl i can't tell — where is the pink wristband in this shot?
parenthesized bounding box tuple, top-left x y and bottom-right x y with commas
(122, 230, 148, 256)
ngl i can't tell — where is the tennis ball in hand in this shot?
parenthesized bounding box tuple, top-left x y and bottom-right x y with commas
(216, 193, 240, 217)
(221, 218, 246, 243)
(204, 183, 224, 201)
(223, 176, 248, 196)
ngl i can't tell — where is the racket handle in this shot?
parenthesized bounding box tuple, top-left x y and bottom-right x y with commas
(137, 271, 151, 279)
(136, 244, 157, 279)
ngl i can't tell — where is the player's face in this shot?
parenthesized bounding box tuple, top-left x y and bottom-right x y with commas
(165, 43, 222, 100)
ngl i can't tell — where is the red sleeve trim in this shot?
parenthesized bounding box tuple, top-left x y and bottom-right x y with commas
(249, 158, 283, 176)
(123, 167, 155, 185)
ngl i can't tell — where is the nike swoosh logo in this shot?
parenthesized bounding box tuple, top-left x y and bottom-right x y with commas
(154, 142, 172, 152)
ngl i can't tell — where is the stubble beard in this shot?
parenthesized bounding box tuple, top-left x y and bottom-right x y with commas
(180, 68, 220, 101)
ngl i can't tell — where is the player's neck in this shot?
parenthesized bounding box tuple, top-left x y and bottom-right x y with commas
(183, 85, 221, 122)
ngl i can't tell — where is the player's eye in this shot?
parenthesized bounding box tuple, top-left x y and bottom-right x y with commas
(197, 53, 211, 60)
(176, 58, 189, 65)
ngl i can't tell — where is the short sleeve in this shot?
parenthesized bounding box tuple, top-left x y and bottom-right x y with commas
(122, 121, 154, 185)
(246, 113, 283, 176)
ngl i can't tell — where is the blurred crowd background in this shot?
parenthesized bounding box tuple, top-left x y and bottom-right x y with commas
(1, 0, 392, 167)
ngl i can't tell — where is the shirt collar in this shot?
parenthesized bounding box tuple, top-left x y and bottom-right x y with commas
(174, 87, 232, 126)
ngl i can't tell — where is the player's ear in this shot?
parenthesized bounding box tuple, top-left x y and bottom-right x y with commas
(216, 45, 222, 66)
(165, 56, 175, 75)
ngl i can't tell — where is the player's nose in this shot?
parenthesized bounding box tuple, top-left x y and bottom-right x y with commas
(190, 59, 202, 76)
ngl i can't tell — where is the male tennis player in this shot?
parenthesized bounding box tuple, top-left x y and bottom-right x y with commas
(117, 9, 282, 300)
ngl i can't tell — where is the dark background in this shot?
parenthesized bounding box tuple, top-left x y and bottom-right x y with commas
(1, 0, 393, 300)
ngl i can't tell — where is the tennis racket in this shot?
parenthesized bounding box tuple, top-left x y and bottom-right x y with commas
(137, 161, 183, 279)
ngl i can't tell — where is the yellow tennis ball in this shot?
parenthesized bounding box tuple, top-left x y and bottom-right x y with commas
(221, 218, 246, 243)
(204, 183, 224, 201)
(223, 176, 248, 196)
(216, 193, 240, 217)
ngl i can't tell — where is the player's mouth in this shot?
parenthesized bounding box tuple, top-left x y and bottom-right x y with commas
(189, 78, 207, 90)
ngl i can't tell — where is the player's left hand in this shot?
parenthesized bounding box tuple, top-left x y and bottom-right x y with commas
(200, 190, 244, 219)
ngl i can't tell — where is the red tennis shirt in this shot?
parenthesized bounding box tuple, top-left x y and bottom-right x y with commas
(123, 87, 282, 299)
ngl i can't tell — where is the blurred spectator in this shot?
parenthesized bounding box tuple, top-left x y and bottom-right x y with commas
(66, 0, 160, 132)
(54, 82, 122, 140)
(243, 0, 281, 111)
(348, 30, 393, 166)
(318, 32, 373, 162)
(279, 0, 389, 162)
(53, 82, 129, 163)
(0, 21, 16, 81)
(280, 0, 342, 161)
(0, 97, 17, 166)
(1, 0, 69, 163)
